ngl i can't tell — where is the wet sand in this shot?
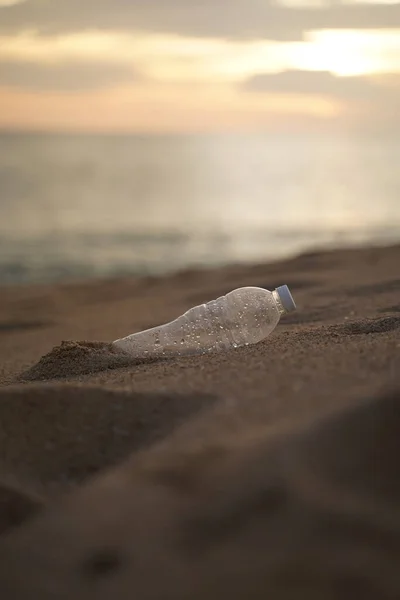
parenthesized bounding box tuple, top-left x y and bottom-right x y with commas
(0, 243, 399, 598)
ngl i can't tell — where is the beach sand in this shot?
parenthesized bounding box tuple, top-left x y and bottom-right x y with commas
(0, 243, 399, 598)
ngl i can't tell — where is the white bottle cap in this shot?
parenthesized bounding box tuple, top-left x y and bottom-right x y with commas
(276, 285, 296, 313)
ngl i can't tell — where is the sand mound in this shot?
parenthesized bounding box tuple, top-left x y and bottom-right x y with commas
(21, 340, 142, 381)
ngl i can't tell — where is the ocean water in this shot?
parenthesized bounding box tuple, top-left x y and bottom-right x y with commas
(0, 131, 399, 285)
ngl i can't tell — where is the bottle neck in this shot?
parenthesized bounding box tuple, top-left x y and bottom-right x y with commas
(272, 289, 286, 315)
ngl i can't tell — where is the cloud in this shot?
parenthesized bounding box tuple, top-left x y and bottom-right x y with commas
(242, 69, 382, 99)
(0, 0, 399, 40)
(0, 60, 139, 90)
(242, 69, 400, 124)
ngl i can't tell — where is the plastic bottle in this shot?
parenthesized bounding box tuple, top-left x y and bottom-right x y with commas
(112, 285, 296, 358)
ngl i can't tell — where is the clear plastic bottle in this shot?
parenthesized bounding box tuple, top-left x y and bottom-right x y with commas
(112, 285, 296, 358)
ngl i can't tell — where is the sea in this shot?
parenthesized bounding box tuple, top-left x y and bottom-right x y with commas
(1, 131, 399, 285)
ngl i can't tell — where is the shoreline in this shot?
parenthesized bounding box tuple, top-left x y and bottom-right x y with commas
(2, 237, 400, 288)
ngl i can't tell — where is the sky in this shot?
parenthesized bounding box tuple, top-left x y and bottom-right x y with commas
(0, 0, 399, 132)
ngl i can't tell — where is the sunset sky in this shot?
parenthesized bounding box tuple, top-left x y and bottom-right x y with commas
(0, 0, 399, 132)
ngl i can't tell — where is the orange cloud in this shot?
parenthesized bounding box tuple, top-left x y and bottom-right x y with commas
(0, 82, 338, 132)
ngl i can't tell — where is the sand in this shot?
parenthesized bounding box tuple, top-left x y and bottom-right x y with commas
(0, 243, 399, 598)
